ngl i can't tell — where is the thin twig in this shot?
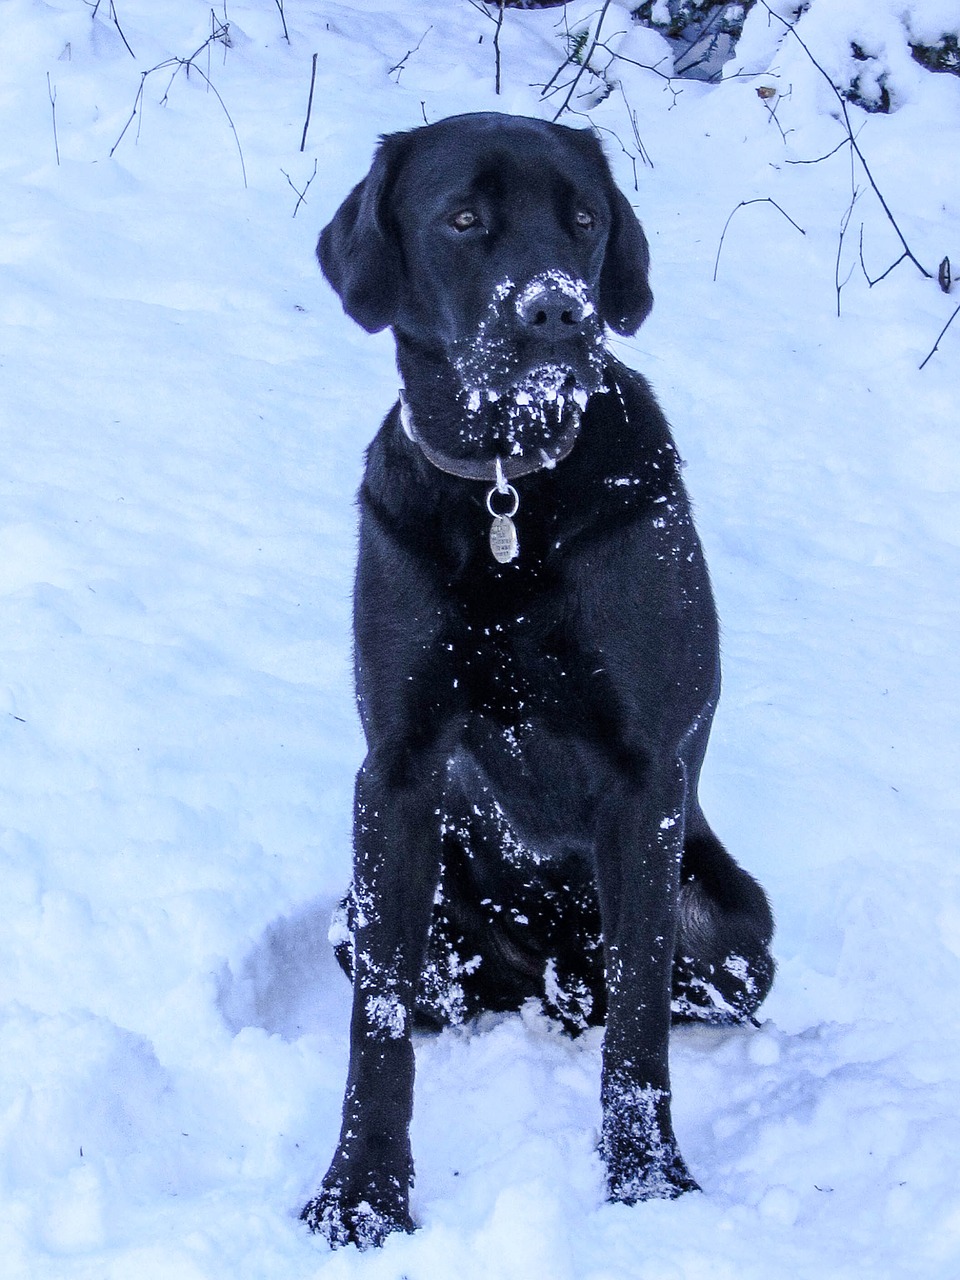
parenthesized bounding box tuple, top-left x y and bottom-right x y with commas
(110, 71, 147, 156)
(281, 159, 318, 217)
(388, 27, 432, 81)
(622, 91, 653, 170)
(858, 224, 908, 288)
(465, 0, 506, 92)
(593, 124, 639, 190)
(209, 7, 233, 73)
(761, 94, 791, 144)
(493, 0, 504, 96)
(188, 61, 247, 187)
(835, 188, 861, 316)
(786, 136, 852, 167)
(546, 0, 613, 122)
(919, 302, 960, 370)
(300, 52, 318, 152)
(90, 0, 136, 58)
(714, 198, 806, 282)
(110, 41, 247, 188)
(594, 42, 683, 108)
(275, 0, 290, 44)
(838, 96, 930, 278)
(109, 1, 136, 58)
(47, 73, 60, 165)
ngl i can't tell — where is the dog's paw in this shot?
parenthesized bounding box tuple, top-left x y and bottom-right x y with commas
(671, 947, 774, 1026)
(601, 1082, 700, 1204)
(301, 1182, 414, 1250)
(606, 1147, 701, 1204)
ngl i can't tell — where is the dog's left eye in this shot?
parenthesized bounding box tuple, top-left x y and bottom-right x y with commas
(574, 209, 595, 231)
(450, 210, 480, 232)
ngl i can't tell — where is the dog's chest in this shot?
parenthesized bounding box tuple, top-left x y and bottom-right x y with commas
(441, 591, 609, 851)
(448, 600, 578, 724)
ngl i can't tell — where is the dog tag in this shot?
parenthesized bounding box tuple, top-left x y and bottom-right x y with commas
(490, 514, 519, 563)
(487, 474, 520, 564)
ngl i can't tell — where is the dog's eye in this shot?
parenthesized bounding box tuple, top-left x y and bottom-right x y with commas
(575, 209, 595, 231)
(450, 209, 480, 232)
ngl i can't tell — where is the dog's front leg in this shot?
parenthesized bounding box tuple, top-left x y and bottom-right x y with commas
(595, 761, 700, 1203)
(302, 751, 443, 1248)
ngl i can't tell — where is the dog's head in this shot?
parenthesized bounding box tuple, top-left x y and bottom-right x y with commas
(318, 112, 653, 470)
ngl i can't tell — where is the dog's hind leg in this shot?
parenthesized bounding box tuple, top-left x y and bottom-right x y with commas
(672, 811, 775, 1025)
(413, 817, 546, 1028)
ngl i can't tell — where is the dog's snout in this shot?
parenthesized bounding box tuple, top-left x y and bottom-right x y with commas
(516, 283, 588, 339)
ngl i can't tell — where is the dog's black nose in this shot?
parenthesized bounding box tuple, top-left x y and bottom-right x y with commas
(516, 282, 588, 340)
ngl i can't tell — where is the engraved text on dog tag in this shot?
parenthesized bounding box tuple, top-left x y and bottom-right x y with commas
(489, 514, 519, 563)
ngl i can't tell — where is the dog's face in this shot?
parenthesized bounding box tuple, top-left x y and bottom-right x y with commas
(319, 113, 653, 466)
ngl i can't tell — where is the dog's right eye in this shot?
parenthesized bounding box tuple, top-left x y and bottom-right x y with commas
(449, 210, 480, 232)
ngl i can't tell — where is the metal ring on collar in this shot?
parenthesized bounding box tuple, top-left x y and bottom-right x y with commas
(486, 482, 519, 519)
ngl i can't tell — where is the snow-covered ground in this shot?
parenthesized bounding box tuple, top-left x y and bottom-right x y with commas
(1, 1, 958, 1275)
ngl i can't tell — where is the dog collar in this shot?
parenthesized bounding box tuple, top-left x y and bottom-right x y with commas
(397, 388, 582, 564)
(397, 388, 582, 483)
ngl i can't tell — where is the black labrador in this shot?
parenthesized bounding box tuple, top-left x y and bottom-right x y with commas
(302, 112, 774, 1248)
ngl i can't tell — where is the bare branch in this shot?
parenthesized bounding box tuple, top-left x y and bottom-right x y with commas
(47, 73, 60, 165)
(110, 70, 148, 157)
(760, 92, 792, 144)
(300, 52, 318, 153)
(493, 0, 505, 95)
(594, 123, 638, 190)
(389, 27, 432, 81)
(274, 0, 290, 44)
(623, 94, 654, 171)
(759, 1, 931, 281)
(785, 136, 850, 166)
(89, 1, 136, 58)
(858, 225, 908, 288)
(281, 159, 318, 218)
(919, 302, 960, 370)
(110, 32, 247, 188)
(544, 0, 614, 122)
(835, 188, 861, 316)
(186, 61, 247, 187)
(466, 0, 506, 92)
(714, 198, 806, 282)
(595, 42, 683, 108)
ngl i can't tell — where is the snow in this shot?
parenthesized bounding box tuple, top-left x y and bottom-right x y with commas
(1, 0, 959, 1275)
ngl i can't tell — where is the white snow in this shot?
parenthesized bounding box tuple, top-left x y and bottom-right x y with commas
(2, 0, 959, 1275)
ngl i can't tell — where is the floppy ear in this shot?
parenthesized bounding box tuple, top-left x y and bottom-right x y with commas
(317, 134, 407, 334)
(598, 185, 654, 335)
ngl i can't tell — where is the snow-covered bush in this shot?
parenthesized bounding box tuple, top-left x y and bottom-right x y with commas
(631, 1, 759, 80)
(623, 0, 959, 100)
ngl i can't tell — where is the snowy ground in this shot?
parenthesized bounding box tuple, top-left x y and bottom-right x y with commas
(1, 1, 959, 1276)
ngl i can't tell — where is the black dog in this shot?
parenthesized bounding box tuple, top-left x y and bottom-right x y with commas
(302, 112, 774, 1248)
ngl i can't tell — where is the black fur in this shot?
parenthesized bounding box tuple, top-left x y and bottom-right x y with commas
(302, 112, 774, 1249)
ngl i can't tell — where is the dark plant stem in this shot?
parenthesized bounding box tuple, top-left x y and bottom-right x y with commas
(300, 53, 317, 153)
(714, 198, 806, 282)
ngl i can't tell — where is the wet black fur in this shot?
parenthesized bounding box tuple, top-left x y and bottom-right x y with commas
(303, 112, 774, 1248)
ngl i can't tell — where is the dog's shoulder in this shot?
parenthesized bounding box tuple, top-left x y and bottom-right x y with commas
(557, 358, 689, 527)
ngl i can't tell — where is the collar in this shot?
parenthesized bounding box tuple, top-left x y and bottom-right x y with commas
(398, 387, 582, 483)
